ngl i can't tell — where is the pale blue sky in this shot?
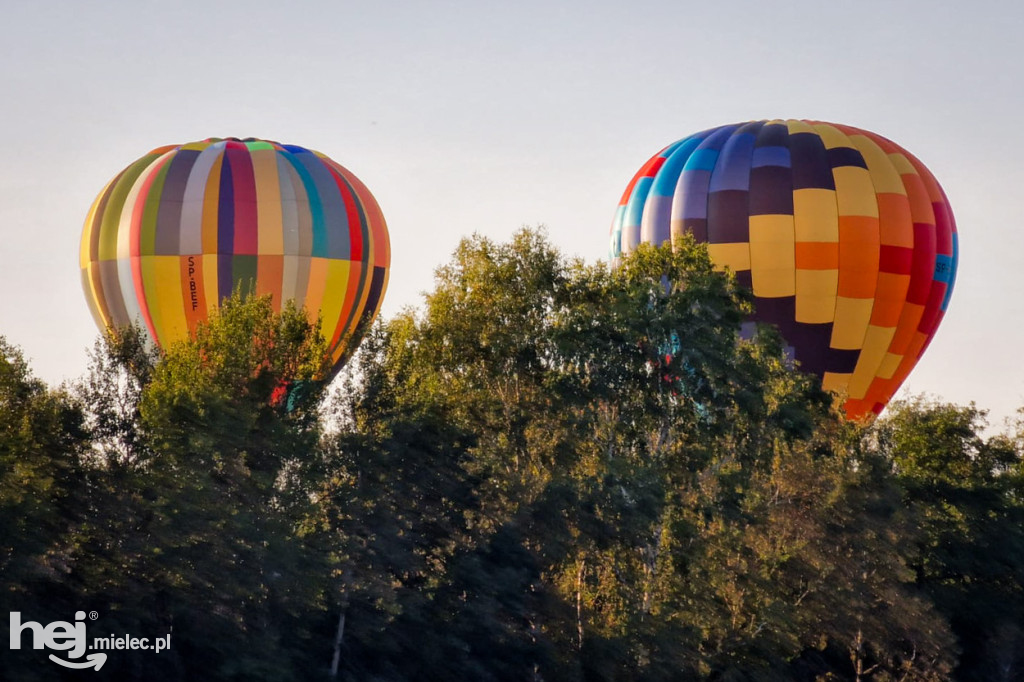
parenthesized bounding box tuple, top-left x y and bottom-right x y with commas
(2, 0, 1022, 424)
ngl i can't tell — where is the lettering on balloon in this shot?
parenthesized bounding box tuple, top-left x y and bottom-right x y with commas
(187, 257, 199, 311)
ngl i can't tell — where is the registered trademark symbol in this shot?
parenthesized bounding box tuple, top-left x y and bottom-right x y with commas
(89, 611, 99, 621)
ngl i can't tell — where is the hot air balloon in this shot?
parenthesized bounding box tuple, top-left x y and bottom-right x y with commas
(610, 120, 957, 420)
(80, 137, 390, 378)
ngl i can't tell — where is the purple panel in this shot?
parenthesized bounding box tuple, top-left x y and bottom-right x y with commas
(790, 133, 835, 191)
(748, 166, 793, 215)
(824, 347, 861, 374)
(218, 254, 233, 302)
(827, 146, 868, 169)
(707, 190, 750, 243)
(677, 170, 711, 219)
(640, 195, 674, 246)
(217, 156, 234, 257)
(751, 296, 796, 334)
(784, 322, 834, 377)
(754, 122, 789, 148)
(155, 150, 199, 255)
(682, 218, 707, 243)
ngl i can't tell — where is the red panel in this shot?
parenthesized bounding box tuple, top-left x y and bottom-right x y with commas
(906, 223, 936, 305)
(618, 154, 667, 207)
(227, 145, 259, 255)
(878, 245, 913, 274)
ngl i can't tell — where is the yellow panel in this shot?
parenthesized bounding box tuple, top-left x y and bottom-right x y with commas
(793, 189, 839, 242)
(706, 242, 751, 272)
(141, 256, 183, 347)
(833, 166, 878, 217)
(81, 177, 116, 266)
(830, 296, 874, 350)
(877, 352, 903, 379)
(795, 270, 838, 323)
(154, 256, 188, 346)
(786, 120, 816, 135)
(202, 254, 219, 315)
(252, 148, 284, 255)
(80, 266, 107, 328)
(846, 325, 897, 399)
(304, 257, 329, 325)
(822, 371, 851, 394)
(139, 256, 162, 344)
(887, 153, 917, 176)
(318, 260, 352, 343)
(810, 123, 849, 149)
(749, 215, 795, 298)
(847, 135, 905, 195)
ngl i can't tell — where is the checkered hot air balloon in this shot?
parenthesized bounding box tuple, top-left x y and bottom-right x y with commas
(80, 138, 390, 378)
(609, 120, 958, 421)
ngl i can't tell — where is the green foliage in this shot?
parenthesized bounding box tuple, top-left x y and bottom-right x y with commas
(873, 398, 1024, 681)
(326, 229, 954, 681)
(0, 229, 1018, 681)
(0, 338, 90, 681)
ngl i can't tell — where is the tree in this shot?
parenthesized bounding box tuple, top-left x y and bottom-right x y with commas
(873, 398, 1024, 681)
(326, 228, 956, 680)
(53, 296, 338, 681)
(0, 337, 90, 681)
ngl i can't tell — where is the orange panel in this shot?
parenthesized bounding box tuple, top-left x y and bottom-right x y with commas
(255, 255, 284, 306)
(887, 301, 925, 355)
(875, 193, 914, 247)
(863, 376, 890, 408)
(901, 174, 936, 225)
(843, 398, 872, 421)
(795, 242, 839, 270)
(870, 272, 911, 327)
(837, 215, 879, 299)
(179, 255, 208, 336)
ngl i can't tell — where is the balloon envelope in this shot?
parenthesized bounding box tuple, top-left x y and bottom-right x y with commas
(610, 120, 958, 420)
(80, 138, 390, 377)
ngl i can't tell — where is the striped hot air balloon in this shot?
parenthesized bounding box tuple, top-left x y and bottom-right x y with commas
(610, 120, 958, 420)
(80, 137, 390, 377)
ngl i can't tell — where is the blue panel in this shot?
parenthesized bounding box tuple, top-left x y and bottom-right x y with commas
(281, 153, 328, 258)
(678, 170, 711, 219)
(622, 177, 654, 252)
(709, 131, 758, 192)
(752, 146, 791, 168)
(684, 148, 719, 172)
(609, 207, 625, 259)
(933, 254, 954, 284)
(296, 154, 351, 260)
(683, 125, 735, 171)
(940, 233, 958, 310)
(651, 137, 701, 197)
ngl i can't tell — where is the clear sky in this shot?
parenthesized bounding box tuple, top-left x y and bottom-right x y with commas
(2, 0, 1021, 425)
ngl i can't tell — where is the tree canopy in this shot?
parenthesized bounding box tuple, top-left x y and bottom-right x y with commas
(0, 228, 1019, 681)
